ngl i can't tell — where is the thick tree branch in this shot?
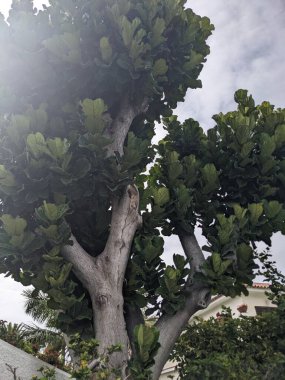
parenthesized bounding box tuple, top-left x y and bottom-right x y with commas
(83, 185, 142, 375)
(99, 184, 142, 287)
(151, 233, 211, 380)
(179, 233, 205, 279)
(152, 285, 211, 380)
(62, 234, 96, 289)
(106, 96, 148, 157)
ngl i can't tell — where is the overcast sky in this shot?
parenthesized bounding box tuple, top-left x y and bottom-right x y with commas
(0, 0, 284, 324)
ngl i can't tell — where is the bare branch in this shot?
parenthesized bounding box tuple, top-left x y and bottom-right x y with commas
(62, 234, 96, 289)
(88, 358, 100, 370)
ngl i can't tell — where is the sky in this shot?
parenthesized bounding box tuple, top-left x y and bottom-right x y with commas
(0, 0, 284, 324)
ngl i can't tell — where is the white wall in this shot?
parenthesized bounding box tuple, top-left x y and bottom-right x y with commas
(0, 339, 71, 380)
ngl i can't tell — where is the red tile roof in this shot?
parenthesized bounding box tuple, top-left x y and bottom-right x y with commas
(210, 282, 270, 303)
(252, 282, 270, 288)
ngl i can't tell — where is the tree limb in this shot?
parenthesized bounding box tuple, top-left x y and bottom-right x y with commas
(62, 234, 96, 289)
(179, 233, 205, 279)
(106, 96, 148, 157)
(151, 233, 211, 380)
(99, 184, 142, 287)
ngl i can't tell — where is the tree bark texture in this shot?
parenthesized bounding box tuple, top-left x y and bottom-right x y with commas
(63, 185, 141, 378)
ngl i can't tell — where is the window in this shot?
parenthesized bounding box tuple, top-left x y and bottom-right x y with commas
(255, 306, 275, 315)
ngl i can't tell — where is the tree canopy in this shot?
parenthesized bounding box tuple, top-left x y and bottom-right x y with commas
(0, 0, 284, 379)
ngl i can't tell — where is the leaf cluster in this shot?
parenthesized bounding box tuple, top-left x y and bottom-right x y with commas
(137, 90, 285, 298)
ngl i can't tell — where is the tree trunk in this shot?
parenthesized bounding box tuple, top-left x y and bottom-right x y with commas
(90, 278, 129, 378)
(62, 186, 141, 379)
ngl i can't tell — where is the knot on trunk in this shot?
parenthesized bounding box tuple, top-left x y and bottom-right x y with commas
(127, 184, 139, 211)
(96, 293, 110, 307)
(196, 287, 211, 309)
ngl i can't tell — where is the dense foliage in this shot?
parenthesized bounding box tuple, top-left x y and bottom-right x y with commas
(172, 295, 285, 380)
(0, 0, 284, 377)
(0, 0, 213, 336)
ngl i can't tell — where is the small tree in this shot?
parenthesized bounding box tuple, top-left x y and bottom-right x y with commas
(0, 1, 284, 378)
(171, 298, 285, 379)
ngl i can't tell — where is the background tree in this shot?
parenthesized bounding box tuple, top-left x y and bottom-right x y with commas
(171, 258, 285, 379)
(171, 297, 285, 380)
(0, 0, 284, 378)
(0, 318, 67, 369)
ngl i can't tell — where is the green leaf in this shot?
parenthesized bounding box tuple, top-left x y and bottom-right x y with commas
(26, 132, 51, 159)
(153, 58, 168, 77)
(36, 202, 69, 224)
(0, 215, 27, 236)
(259, 133, 276, 158)
(233, 204, 246, 221)
(153, 187, 170, 206)
(184, 51, 204, 71)
(47, 138, 70, 160)
(176, 184, 192, 214)
(173, 254, 186, 271)
(212, 253, 221, 273)
(248, 203, 263, 225)
(151, 18, 166, 47)
(39, 225, 59, 239)
(275, 124, 285, 148)
(120, 16, 141, 47)
(266, 201, 282, 219)
(201, 163, 219, 193)
(81, 98, 108, 133)
(134, 324, 160, 364)
(0, 165, 17, 191)
(100, 36, 113, 63)
(168, 151, 183, 182)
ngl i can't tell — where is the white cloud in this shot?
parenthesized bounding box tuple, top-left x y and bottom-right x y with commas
(0, 275, 34, 324)
(0, 0, 49, 18)
(178, 0, 285, 128)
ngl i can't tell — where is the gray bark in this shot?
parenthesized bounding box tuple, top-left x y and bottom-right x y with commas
(62, 94, 147, 376)
(91, 185, 142, 374)
(106, 96, 148, 157)
(62, 97, 212, 380)
(150, 233, 211, 380)
(62, 186, 141, 378)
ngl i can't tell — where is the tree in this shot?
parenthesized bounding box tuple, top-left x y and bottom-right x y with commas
(0, 0, 284, 378)
(171, 296, 285, 380)
(23, 289, 57, 328)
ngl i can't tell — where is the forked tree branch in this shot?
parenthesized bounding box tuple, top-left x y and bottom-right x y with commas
(100, 184, 142, 287)
(106, 96, 148, 157)
(62, 234, 96, 289)
(151, 233, 211, 380)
